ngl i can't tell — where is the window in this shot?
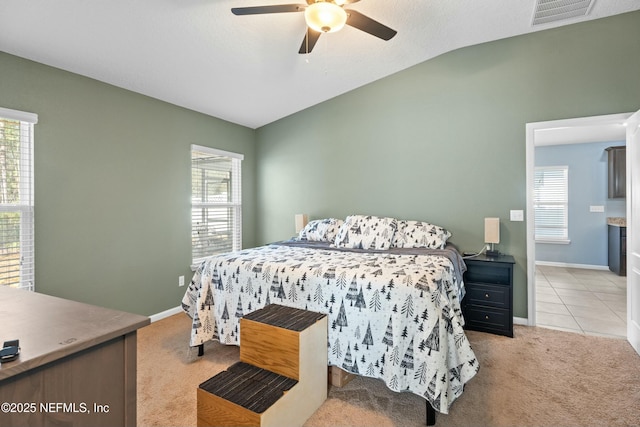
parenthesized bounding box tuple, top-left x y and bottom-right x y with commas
(191, 145, 243, 266)
(0, 107, 37, 290)
(534, 165, 569, 243)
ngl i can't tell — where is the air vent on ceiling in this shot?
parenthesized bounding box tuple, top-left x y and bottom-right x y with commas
(532, 0, 595, 26)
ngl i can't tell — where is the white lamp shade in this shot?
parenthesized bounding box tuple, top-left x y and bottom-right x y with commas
(484, 217, 500, 244)
(304, 2, 347, 33)
(295, 214, 309, 234)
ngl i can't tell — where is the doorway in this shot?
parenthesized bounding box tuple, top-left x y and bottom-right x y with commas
(525, 113, 632, 334)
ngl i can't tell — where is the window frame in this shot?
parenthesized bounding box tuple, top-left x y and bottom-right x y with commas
(0, 107, 37, 291)
(534, 165, 570, 244)
(191, 145, 243, 268)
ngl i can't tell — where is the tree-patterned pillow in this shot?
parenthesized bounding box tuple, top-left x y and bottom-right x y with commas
(334, 215, 398, 250)
(391, 220, 451, 249)
(298, 218, 343, 242)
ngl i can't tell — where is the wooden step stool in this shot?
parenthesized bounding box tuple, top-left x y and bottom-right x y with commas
(197, 304, 328, 427)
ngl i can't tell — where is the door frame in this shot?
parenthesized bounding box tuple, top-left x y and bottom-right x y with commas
(525, 112, 633, 327)
(625, 109, 640, 355)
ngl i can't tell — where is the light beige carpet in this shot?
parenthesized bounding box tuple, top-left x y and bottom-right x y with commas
(137, 314, 640, 427)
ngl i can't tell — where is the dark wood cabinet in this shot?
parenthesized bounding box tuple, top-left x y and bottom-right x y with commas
(462, 254, 515, 337)
(608, 224, 627, 276)
(606, 146, 626, 199)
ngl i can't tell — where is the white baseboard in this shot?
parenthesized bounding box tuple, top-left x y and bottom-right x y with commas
(514, 316, 528, 326)
(535, 260, 609, 271)
(149, 306, 182, 323)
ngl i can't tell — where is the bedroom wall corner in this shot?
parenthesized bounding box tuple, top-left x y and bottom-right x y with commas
(254, 10, 640, 320)
(0, 51, 258, 316)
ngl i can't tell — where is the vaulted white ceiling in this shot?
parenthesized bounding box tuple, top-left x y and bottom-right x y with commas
(1, 0, 639, 129)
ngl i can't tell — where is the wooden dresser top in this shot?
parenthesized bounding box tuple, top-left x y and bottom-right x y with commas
(0, 287, 149, 381)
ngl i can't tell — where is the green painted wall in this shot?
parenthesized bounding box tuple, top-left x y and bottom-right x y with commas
(1, 11, 638, 319)
(255, 11, 640, 318)
(0, 52, 256, 316)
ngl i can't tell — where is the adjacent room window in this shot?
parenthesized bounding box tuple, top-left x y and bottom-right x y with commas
(191, 145, 243, 266)
(0, 107, 37, 290)
(534, 165, 569, 243)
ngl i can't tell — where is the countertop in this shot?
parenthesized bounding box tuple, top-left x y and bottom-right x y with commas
(0, 286, 150, 381)
(607, 217, 627, 227)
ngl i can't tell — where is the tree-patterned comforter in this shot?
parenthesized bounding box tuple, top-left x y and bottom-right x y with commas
(181, 241, 479, 414)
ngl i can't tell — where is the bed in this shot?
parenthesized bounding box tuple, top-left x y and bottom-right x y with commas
(182, 215, 479, 416)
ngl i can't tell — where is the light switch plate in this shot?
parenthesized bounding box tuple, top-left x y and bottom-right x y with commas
(589, 205, 605, 213)
(510, 210, 524, 221)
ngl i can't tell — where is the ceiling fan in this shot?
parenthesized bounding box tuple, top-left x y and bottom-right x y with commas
(231, 0, 397, 54)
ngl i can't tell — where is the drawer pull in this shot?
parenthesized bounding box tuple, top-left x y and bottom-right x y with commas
(485, 315, 490, 320)
(484, 293, 490, 298)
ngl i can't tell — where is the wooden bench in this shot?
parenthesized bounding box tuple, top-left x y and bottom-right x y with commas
(197, 304, 328, 427)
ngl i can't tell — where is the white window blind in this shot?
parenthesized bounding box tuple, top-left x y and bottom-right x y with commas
(534, 165, 569, 242)
(0, 107, 37, 291)
(191, 145, 243, 266)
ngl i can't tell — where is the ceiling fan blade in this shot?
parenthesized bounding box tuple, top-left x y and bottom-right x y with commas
(298, 28, 322, 54)
(231, 4, 305, 15)
(346, 9, 397, 41)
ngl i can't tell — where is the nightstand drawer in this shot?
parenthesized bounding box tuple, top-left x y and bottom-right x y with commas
(464, 305, 510, 335)
(464, 262, 511, 285)
(465, 282, 510, 309)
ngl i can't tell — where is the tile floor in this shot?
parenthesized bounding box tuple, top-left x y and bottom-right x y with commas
(535, 265, 627, 339)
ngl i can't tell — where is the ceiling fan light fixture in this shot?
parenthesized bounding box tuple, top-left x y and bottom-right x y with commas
(304, 2, 347, 33)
